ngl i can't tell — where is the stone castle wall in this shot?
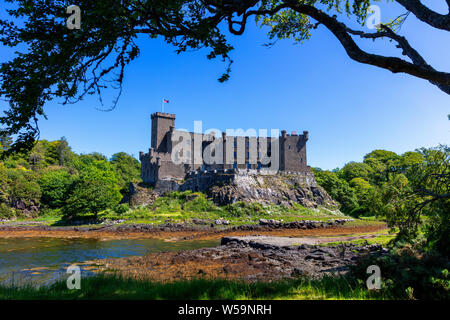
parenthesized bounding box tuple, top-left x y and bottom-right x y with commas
(140, 112, 311, 186)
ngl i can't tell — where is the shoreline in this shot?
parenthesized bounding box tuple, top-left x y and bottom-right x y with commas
(94, 235, 390, 282)
(0, 222, 388, 241)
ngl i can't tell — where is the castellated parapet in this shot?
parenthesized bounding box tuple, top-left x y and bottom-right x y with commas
(139, 112, 310, 186)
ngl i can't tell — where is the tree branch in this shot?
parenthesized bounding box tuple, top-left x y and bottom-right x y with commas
(275, 1, 450, 94)
(395, 0, 450, 31)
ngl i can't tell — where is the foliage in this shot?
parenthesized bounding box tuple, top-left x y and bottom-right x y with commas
(0, 136, 139, 220)
(110, 152, 141, 194)
(9, 172, 41, 208)
(224, 201, 267, 217)
(315, 145, 449, 256)
(340, 162, 373, 182)
(0, 202, 14, 219)
(38, 169, 74, 208)
(63, 161, 122, 218)
(350, 243, 450, 300)
(313, 168, 358, 213)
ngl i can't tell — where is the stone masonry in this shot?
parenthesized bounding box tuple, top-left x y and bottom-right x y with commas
(139, 112, 310, 186)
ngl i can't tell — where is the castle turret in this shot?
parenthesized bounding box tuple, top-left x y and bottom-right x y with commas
(151, 112, 176, 153)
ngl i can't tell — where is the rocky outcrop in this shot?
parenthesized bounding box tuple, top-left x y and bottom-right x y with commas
(127, 171, 339, 210)
(126, 183, 159, 208)
(98, 237, 389, 281)
(206, 171, 338, 208)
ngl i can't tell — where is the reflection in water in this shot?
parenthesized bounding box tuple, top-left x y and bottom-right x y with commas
(0, 237, 219, 286)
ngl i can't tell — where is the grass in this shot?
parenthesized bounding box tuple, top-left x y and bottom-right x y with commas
(0, 274, 393, 300)
(93, 191, 355, 226)
(2, 191, 386, 228)
(319, 233, 396, 247)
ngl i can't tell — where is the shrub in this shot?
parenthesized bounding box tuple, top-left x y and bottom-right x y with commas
(0, 203, 14, 219)
(113, 203, 130, 214)
(350, 243, 450, 300)
(182, 194, 217, 212)
(224, 202, 266, 217)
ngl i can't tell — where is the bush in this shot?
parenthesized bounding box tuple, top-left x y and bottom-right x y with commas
(182, 194, 217, 212)
(0, 203, 14, 219)
(113, 203, 130, 214)
(224, 202, 266, 217)
(9, 173, 41, 208)
(350, 243, 450, 300)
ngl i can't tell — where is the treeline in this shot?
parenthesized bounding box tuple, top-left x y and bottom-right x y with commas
(314, 146, 449, 255)
(1, 136, 448, 255)
(313, 149, 425, 216)
(0, 136, 141, 219)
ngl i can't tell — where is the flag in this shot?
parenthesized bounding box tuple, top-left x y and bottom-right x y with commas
(163, 99, 169, 103)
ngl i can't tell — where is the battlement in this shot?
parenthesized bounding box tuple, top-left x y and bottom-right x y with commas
(151, 112, 176, 119)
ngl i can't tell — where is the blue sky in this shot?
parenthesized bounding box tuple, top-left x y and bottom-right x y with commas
(1, 1, 449, 170)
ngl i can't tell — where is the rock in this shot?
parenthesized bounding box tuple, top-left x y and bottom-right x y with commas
(204, 172, 339, 209)
(126, 182, 159, 208)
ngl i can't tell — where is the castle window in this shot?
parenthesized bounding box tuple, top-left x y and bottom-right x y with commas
(288, 145, 291, 149)
(187, 139, 191, 145)
(186, 151, 190, 158)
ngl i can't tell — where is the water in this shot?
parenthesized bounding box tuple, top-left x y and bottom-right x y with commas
(0, 237, 220, 286)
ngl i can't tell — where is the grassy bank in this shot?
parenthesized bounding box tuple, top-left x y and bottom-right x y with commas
(0, 274, 392, 300)
(2, 191, 382, 228)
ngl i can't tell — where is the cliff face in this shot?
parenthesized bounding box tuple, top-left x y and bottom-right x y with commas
(205, 172, 338, 209)
(128, 171, 339, 210)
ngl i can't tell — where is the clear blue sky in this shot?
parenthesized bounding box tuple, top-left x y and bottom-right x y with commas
(1, 1, 449, 170)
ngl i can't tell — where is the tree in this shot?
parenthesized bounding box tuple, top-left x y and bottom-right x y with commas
(349, 176, 379, 215)
(339, 161, 373, 182)
(110, 152, 141, 194)
(0, 133, 12, 152)
(377, 146, 449, 255)
(8, 172, 41, 214)
(63, 160, 122, 218)
(313, 168, 359, 213)
(38, 169, 75, 208)
(1, 0, 449, 151)
(364, 149, 401, 183)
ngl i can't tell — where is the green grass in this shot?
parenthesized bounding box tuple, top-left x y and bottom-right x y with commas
(92, 191, 356, 226)
(319, 233, 396, 247)
(3, 191, 386, 228)
(0, 274, 393, 300)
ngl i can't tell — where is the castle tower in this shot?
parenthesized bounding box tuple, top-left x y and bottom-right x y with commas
(151, 112, 176, 153)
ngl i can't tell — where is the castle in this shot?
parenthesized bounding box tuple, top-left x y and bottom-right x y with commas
(139, 112, 310, 186)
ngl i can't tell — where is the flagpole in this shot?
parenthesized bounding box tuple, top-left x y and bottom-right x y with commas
(162, 98, 164, 113)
